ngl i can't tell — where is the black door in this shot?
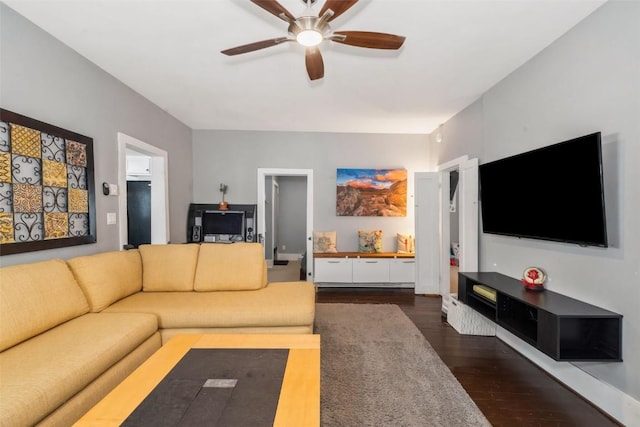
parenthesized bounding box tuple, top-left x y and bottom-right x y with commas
(127, 181, 151, 248)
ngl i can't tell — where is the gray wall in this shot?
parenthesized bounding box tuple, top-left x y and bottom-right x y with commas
(192, 130, 430, 252)
(0, 4, 192, 266)
(429, 99, 484, 169)
(433, 1, 640, 402)
(278, 176, 307, 254)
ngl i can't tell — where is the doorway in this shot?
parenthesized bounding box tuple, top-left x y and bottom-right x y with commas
(268, 178, 293, 266)
(437, 156, 479, 310)
(257, 169, 314, 281)
(117, 133, 170, 249)
(265, 177, 281, 266)
(413, 157, 478, 299)
(126, 180, 151, 248)
(449, 171, 460, 293)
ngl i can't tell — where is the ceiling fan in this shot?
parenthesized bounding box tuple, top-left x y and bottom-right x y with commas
(221, 0, 406, 80)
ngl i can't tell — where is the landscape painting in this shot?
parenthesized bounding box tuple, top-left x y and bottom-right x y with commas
(336, 168, 407, 216)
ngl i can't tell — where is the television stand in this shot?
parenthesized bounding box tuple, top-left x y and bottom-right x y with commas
(187, 203, 257, 244)
(458, 272, 622, 361)
(203, 234, 242, 243)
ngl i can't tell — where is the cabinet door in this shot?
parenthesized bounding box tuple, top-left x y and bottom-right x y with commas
(353, 259, 390, 283)
(126, 156, 151, 175)
(314, 258, 352, 282)
(389, 258, 416, 283)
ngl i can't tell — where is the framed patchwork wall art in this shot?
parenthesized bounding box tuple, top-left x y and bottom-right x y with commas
(0, 109, 96, 255)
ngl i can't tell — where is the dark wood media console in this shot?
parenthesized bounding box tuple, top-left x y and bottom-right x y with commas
(458, 272, 622, 362)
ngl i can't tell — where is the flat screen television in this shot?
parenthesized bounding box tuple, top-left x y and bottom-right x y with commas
(479, 132, 607, 247)
(202, 210, 245, 238)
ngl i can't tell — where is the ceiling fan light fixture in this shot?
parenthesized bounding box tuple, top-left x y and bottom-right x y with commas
(297, 30, 323, 46)
(224, 0, 406, 80)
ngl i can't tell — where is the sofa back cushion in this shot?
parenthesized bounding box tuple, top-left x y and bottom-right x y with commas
(0, 259, 89, 352)
(67, 250, 143, 312)
(139, 244, 199, 291)
(194, 243, 267, 291)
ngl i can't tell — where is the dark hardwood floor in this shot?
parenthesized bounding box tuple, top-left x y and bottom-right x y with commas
(316, 288, 621, 427)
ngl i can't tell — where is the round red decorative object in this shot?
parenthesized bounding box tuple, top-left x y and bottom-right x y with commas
(522, 267, 545, 291)
(521, 279, 544, 291)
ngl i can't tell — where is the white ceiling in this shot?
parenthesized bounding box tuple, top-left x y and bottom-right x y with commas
(5, 0, 606, 134)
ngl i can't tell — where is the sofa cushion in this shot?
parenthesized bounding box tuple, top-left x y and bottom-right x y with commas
(0, 312, 158, 427)
(139, 244, 200, 291)
(68, 250, 143, 312)
(37, 333, 161, 427)
(194, 242, 267, 291)
(0, 259, 89, 352)
(104, 281, 316, 329)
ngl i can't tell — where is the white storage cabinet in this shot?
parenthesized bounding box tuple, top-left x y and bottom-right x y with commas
(314, 258, 352, 283)
(313, 253, 415, 288)
(389, 258, 416, 283)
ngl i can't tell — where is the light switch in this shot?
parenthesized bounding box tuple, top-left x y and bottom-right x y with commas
(107, 212, 117, 225)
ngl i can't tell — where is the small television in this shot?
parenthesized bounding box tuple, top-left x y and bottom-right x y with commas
(479, 132, 607, 247)
(202, 210, 245, 240)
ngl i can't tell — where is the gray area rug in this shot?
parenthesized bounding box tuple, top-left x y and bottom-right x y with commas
(315, 303, 491, 427)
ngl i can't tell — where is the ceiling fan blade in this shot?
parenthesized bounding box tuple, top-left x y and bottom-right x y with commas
(331, 31, 406, 49)
(319, 0, 359, 22)
(305, 47, 324, 80)
(221, 37, 291, 56)
(250, 0, 296, 22)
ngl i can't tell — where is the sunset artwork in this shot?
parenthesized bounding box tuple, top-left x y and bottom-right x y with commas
(336, 168, 407, 216)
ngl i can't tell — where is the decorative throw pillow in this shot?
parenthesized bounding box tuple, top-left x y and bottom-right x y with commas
(358, 230, 383, 253)
(397, 233, 415, 254)
(313, 231, 338, 253)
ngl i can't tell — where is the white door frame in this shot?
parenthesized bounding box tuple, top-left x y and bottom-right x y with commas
(437, 155, 478, 298)
(257, 168, 314, 281)
(117, 133, 170, 249)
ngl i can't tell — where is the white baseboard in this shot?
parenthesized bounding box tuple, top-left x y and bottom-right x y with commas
(277, 252, 303, 261)
(497, 326, 640, 426)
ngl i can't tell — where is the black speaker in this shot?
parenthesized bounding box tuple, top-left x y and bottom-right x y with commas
(192, 225, 201, 242)
(245, 217, 254, 242)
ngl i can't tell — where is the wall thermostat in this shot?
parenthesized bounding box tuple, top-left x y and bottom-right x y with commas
(102, 182, 119, 196)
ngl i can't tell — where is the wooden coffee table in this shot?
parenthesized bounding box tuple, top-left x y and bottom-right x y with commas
(74, 334, 320, 427)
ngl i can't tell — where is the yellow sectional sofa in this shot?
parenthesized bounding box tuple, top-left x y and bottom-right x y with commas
(0, 243, 315, 427)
